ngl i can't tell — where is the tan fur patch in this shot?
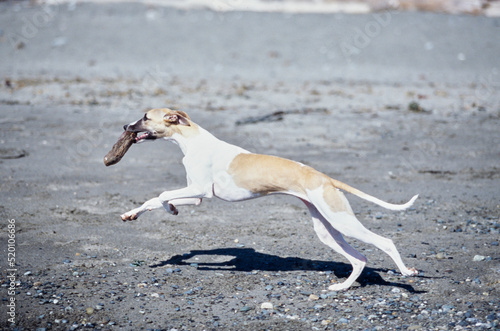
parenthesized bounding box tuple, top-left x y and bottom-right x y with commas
(228, 153, 328, 196)
(322, 183, 353, 215)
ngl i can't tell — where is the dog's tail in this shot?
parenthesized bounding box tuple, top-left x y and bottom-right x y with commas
(330, 178, 418, 211)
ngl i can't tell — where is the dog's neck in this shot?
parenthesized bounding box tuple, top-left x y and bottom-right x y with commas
(167, 124, 219, 156)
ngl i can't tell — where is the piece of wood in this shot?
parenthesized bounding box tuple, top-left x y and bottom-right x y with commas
(104, 130, 136, 166)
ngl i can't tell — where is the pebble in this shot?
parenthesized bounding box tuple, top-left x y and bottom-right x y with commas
(337, 317, 349, 324)
(86, 307, 94, 315)
(473, 255, 486, 261)
(260, 302, 273, 309)
(240, 305, 253, 312)
(442, 304, 455, 313)
(436, 252, 446, 259)
(52, 37, 67, 47)
(308, 294, 319, 301)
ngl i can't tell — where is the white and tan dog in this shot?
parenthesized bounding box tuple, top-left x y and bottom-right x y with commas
(121, 108, 418, 290)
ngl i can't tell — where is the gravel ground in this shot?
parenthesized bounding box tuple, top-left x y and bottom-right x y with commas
(1, 2, 499, 330)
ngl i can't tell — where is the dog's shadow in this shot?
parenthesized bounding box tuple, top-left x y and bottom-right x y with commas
(150, 247, 424, 293)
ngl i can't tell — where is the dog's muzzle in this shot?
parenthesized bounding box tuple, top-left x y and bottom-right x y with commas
(123, 123, 157, 142)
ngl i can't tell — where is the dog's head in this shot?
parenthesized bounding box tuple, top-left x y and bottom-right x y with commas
(124, 108, 192, 143)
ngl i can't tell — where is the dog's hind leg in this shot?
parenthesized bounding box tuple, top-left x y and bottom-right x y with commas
(303, 200, 367, 291)
(308, 186, 418, 278)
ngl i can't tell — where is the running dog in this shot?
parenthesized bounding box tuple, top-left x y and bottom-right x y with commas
(120, 108, 419, 290)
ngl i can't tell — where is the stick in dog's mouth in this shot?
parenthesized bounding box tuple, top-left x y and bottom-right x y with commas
(103, 130, 137, 166)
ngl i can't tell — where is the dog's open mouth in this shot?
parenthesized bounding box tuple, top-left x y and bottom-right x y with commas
(135, 131, 157, 143)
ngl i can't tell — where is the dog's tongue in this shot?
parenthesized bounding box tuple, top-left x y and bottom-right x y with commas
(136, 132, 149, 141)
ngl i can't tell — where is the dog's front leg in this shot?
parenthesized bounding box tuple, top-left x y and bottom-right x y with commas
(120, 197, 164, 221)
(121, 186, 207, 221)
(166, 198, 203, 215)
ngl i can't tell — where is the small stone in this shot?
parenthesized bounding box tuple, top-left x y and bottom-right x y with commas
(86, 307, 94, 315)
(321, 319, 331, 325)
(260, 302, 273, 309)
(24, 271, 32, 276)
(441, 304, 455, 313)
(337, 317, 349, 324)
(52, 37, 67, 47)
(240, 305, 253, 312)
(234, 239, 239, 243)
(473, 255, 486, 262)
(436, 252, 446, 259)
(309, 294, 319, 301)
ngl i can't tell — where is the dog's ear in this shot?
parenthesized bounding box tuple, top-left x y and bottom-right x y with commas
(164, 113, 190, 126)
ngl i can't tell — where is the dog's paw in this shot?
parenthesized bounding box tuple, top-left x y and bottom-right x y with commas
(121, 212, 138, 222)
(402, 267, 419, 276)
(167, 203, 179, 216)
(328, 283, 350, 292)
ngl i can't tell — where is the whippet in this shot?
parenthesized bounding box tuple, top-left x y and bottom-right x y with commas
(120, 108, 419, 290)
